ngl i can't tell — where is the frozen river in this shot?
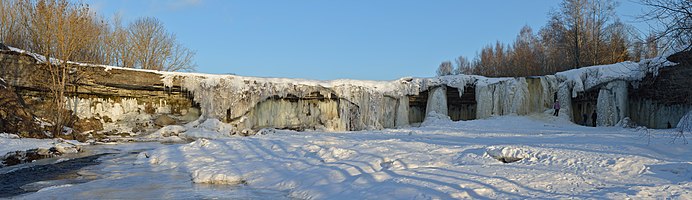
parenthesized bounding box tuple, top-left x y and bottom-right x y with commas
(4, 142, 290, 200)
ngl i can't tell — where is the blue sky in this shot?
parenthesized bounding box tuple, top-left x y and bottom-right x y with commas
(84, 0, 649, 80)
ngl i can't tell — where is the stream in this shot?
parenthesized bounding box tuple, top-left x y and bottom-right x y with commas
(1, 142, 290, 200)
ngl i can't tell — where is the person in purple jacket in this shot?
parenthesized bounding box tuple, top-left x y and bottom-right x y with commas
(553, 100, 560, 116)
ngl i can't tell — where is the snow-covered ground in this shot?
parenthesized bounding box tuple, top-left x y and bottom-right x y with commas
(18, 115, 690, 199)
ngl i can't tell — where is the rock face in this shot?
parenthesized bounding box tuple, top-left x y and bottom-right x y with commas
(0, 78, 46, 138)
(0, 49, 198, 137)
(629, 51, 692, 128)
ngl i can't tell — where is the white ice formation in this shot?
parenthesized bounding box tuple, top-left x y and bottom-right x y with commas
(154, 56, 675, 134)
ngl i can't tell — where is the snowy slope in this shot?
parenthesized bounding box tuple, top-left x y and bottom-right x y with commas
(129, 115, 691, 199)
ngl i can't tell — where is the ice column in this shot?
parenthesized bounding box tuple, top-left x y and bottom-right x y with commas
(556, 83, 573, 120)
(395, 97, 410, 128)
(596, 80, 628, 126)
(426, 86, 448, 117)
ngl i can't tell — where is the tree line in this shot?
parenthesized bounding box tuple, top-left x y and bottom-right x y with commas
(438, 0, 689, 77)
(0, 0, 196, 72)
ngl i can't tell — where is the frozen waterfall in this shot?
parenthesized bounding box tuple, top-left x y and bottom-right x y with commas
(154, 57, 674, 134)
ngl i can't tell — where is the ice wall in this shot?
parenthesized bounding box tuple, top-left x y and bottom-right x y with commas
(629, 99, 692, 128)
(555, 61, 647, 121)
(6, 45, 685, 136)
(475, 78, 510, 118)
(159, 73, 491, 133)
(243, 96, 344, 132)
(596, 81, 629, 126)
(161, 74, 437, 133)
(395, 97, 410, 128)
(538, 76, 560, 113)
(474, 77, 557, 118)
(64, 97, 170, 133)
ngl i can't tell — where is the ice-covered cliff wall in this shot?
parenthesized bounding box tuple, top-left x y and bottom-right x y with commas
(3, 46, 685, 136)
(159, 59, 669, 134)
(159, 70, 576, 134)
(159, 74, 486, 134)
(554, 58, 674, 124)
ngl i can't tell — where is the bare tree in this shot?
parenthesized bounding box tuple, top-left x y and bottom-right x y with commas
(105, 14, 135, 68)
(478, 44, 495, 76)
(22, 0, 100, 137)
(437, 61, 453, 76)
(603, 20, 631, 63)
(560, 0, 588, 68)
(127, 17, 196, 71)
(455, 55, 472, 75)
(128, 17, 169, 70)
(512, 25, 543, 76)
(0, 0, 32, 49)
(540, 14, 571, 74)
(644, 33, 660, 58)
(639, 0, 692, 52)
(586, 0, 616, 65)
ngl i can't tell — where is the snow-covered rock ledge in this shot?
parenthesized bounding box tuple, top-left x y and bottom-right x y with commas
(0, 133, 83, 167)
(1, 47, 198, 139)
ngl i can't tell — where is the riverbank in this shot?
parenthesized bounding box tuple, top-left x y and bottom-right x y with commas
(0, 133, 83, 167)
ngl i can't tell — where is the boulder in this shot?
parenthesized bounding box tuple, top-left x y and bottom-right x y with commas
(180, 107, 201, 122)
(0, 43, 9, 51)
(154, 115, 177, 127)
(73, 117, 104, 133)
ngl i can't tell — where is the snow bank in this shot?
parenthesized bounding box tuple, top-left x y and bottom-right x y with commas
(420, 111, 453, 127)
(145, 118, 238, 141)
